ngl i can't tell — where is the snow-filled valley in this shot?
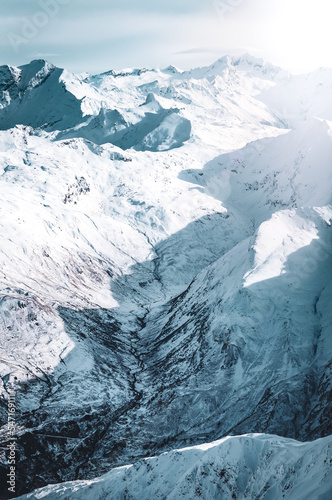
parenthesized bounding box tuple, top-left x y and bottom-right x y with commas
(0, 55, 331, 498)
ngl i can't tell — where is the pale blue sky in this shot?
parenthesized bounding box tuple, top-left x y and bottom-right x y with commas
(1, 0, 331, 74)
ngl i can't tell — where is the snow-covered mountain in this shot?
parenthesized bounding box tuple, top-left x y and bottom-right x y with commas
(0, 54, 331, 498)
(19, 434, 332, 500)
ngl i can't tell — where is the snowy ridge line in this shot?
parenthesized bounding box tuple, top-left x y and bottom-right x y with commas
(18, 434, 332, 500)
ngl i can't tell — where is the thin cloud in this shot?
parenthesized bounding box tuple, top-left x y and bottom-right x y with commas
(174, 48, 222, 56)
(31, 53, 60, 58)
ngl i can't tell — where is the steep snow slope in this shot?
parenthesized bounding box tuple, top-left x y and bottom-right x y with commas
(0, 55, 331, 497)
(19, 434, 332, 500)
(133, 206, 332, 447)
(0, 61, 86, 131)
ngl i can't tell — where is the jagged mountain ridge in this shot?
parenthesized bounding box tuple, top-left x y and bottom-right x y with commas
(0, 55, 331, 497)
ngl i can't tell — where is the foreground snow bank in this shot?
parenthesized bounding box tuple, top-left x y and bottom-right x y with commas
(20, 434, 332, 500)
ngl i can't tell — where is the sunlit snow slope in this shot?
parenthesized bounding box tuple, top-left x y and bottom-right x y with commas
(0, 54, 331, 498)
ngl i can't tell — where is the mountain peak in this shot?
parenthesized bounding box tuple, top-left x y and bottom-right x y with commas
(211, 52, 283, 75)
(162, 64, 182, 74)
(19, 58, 56, 72)
(182, 52, 285, 81)
(17, 59, 57, 90)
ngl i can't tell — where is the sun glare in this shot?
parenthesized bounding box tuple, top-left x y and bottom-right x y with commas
(266, 0, 332, 71)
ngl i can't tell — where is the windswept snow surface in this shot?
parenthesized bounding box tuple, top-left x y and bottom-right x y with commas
(0, 55, 331, 497)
